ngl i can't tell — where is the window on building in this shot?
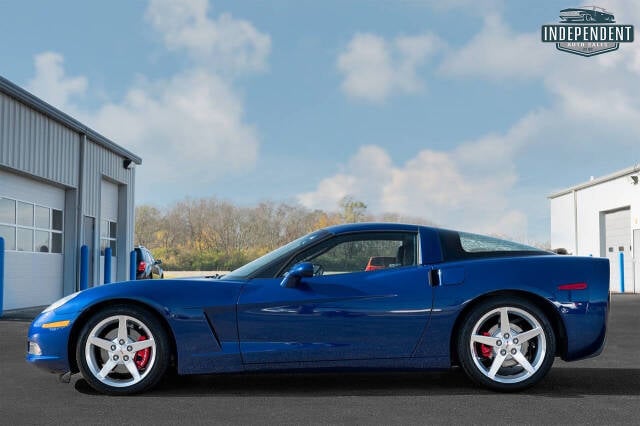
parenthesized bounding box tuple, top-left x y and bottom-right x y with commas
(0, 197, 63, 253)
(0, 198, 16, 224)
(100, 220, 117, 256)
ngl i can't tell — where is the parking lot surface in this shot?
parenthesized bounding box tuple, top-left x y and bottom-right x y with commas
(1, 295, 639, 425)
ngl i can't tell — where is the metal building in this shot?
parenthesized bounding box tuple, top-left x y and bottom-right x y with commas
(549, 165, 640, 293)
(0, 75, 141, 310)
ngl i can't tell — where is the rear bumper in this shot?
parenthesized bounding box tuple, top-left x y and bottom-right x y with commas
(560, 299, 608, 361)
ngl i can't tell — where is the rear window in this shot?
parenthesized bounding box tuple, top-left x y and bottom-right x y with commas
(439, 230, 546, 262)
(459, 232, 540, 253)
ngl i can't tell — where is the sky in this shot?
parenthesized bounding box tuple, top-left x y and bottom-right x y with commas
(2, 0, 640, 243)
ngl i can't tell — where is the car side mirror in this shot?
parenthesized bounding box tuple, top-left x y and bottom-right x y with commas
(154, 259, 162, 265)
(280, 262, 313, 288)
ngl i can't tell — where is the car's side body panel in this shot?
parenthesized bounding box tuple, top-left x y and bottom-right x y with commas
(237, 266, 432, 364)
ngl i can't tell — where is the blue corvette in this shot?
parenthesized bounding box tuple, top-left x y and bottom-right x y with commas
(27, 223, 610, 395)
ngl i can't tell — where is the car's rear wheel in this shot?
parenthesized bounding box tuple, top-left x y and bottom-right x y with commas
(76, 305, 170, 395)
(457, 297, 555, 392)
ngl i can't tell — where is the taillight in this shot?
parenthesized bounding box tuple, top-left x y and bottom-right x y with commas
(137, 261, 146, 272)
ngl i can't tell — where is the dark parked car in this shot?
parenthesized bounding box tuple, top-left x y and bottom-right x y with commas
(134, 246, 164, 279)
(560, 6, 615, 23)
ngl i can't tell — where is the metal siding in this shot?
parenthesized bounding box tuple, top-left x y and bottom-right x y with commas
(0, 92, 78, 188)
(48, 121, 78, 186)
(0, 76, 141, 165)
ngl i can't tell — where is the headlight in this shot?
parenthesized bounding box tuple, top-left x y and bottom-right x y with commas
(42, 292, 80, 313)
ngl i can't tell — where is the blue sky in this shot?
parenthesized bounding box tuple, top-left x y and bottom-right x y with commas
(2, 0, 640, 243)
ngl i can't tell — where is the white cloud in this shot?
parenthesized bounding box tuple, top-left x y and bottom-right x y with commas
(439, 14, 555, 80)
(25, 1, 268, 199)
(87, 70, 259, 193)
(337, 32, 442, 102)
(26, 52, 87, 110)
(298, 140, 526, 238)
(146, 0, 271, 74)
(399, 0, 505, 16)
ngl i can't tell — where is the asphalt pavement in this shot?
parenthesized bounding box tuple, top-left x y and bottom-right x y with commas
(1, 295, 639, 425)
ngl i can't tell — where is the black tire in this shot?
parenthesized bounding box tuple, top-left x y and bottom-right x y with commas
(457, 297, 556, 392)
(76, 304, 170, 395)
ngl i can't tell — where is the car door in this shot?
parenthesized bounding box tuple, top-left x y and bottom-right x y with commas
(237, 231, 433, 364)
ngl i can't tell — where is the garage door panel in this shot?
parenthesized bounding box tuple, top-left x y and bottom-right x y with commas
(1, 168, 66, 309)
(3, 252, 63, 309)
(0, 169, 64, 209)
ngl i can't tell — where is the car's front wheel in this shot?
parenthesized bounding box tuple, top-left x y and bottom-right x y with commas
(76, 305, 170, 395)
(457, 297, 556, 392)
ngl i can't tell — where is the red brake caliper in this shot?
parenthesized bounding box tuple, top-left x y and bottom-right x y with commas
(134, 335, 150, 370)
(480, 332, 493, 358)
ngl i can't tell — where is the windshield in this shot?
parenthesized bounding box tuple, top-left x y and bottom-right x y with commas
(222, 229, 330, 279)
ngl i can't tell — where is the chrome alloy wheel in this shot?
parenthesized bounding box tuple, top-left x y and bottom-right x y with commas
(84, 315, 157, 388)
(469, 306, 546, 384)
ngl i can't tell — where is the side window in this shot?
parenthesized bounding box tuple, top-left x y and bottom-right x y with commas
(284, 232, 417, 276)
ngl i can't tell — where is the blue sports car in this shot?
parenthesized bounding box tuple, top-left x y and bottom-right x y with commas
(27, 223, 610, 395)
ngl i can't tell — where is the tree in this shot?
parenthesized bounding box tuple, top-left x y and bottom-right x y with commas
(339, 196, 367, 223)
(134, 195, 440, 271)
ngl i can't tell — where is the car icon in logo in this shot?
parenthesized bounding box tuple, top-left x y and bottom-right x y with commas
(559, 6, 615, 23)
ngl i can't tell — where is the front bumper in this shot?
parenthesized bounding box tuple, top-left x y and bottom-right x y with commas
(26, 310, 75, 374)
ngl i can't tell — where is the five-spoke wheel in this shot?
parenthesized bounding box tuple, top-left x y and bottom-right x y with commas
(76, 305, 170, 395)
(457, 297, 556, 391)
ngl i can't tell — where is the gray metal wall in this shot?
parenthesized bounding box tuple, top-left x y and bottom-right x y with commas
(0, 92, 79, 188)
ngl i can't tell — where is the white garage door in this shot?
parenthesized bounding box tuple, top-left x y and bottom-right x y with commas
(0, 169, 65, 309)
(604, 208, 632, 293)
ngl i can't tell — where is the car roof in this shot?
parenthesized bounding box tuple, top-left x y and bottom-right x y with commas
(323, 222, 432, 234)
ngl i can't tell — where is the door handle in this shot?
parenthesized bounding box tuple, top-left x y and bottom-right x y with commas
(429, 269, 440, 287)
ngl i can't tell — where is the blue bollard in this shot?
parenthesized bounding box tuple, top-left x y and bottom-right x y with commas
(0, 237, 5, 317)
(130, 250, 137, 281)
(104, 247, 112, 284)
(619, 251, 625, 293)
(80, 245, 89, 291)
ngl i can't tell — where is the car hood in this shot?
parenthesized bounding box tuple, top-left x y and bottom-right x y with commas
(51, 277, 247, 317)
